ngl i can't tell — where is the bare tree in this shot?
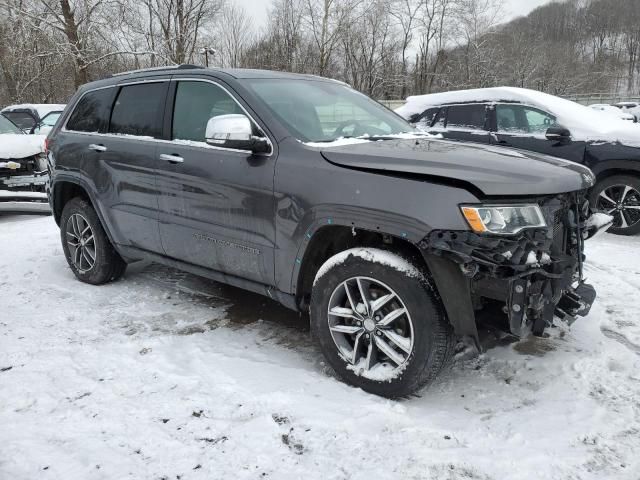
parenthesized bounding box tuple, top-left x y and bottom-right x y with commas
(143, 0, 224, 65)
(215, 2, 253, 68)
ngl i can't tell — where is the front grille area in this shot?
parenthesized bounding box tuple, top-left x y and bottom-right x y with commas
(551, 207, 567, 255)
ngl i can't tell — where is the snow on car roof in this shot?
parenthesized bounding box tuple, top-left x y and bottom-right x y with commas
(397, 87, 640, 145)
(1, 103, 65, 119)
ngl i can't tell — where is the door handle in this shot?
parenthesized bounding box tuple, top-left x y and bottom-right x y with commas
(88, 144, 107, 152)
(159, 153, 184, 164)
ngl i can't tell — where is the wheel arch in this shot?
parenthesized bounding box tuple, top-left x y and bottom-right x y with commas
(51, 176, 121, 251)
(51, 178, 94, 225)
(295, 224, 428, 311)
(591, 163, 640, 182)
(294, 223, 479, 346)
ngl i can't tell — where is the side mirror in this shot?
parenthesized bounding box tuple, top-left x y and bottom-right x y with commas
(546, 126, 571, 143)
(205, 114, 270, 154)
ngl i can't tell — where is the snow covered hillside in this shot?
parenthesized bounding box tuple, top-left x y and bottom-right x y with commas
(1, 214, 639, 480)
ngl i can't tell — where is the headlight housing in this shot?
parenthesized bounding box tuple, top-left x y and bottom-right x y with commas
(460, 204, 547, 235)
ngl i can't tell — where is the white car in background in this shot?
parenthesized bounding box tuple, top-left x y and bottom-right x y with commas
(1, 103, 66, 133)
(588, 104, 636, 122)
(0, 114, 49, 211)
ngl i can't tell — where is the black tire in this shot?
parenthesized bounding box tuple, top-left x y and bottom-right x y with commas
(590, 175, 640, 236)
(310, 248, 455, 398)
(60, 197, 127, 284)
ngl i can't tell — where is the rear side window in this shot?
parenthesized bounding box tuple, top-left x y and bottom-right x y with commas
(67, 88, 113, 133)
(109, 83, 167, 138)
(446, 104, 487, 130)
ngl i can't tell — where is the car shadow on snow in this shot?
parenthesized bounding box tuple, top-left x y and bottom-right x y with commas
(127, 261, 314, 351)
(125, 262, 567, 386)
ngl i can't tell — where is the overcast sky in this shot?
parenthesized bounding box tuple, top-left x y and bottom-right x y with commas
(234, 0, 557, 30)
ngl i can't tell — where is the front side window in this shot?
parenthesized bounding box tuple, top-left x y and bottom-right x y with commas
(0, 114, 23, 134)
(524, 107, 556, 133)
(172, 81, 244, 142)
(109, 83, 167, 138)
(446, 104, 487, 130)
(242, 79, 413, 143)
(496, 104, 556, 134)
(415, 107, 440, 128)
(67, 88, 113, 133)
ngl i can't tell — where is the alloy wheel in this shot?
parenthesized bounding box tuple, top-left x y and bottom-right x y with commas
(596, 184, 640, 230)
(327, 276, 414, 374)
(66, 213, 96, 273)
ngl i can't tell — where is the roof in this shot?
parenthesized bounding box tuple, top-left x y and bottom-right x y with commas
(111, 64, 343, 83)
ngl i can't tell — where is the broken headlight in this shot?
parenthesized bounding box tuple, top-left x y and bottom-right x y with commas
(460, 204, 547, 235)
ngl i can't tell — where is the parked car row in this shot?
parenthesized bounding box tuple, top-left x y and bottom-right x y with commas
(396, 87, 640, 235)
(614, 101, 640, 121)
(588, 103, 636, 122)
(45, 66, 612, 397)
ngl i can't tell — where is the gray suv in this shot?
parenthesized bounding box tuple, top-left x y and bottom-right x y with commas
(47, 66, 610, 397)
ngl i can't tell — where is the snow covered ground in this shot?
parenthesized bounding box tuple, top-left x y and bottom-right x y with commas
(1, 214, 639, 480)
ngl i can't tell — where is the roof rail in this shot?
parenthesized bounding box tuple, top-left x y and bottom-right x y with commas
(112, 64, 204, 77)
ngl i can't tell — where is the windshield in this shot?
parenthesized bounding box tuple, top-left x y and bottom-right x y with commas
(242, 79, 414, 143)
(0, 114, 22, 134)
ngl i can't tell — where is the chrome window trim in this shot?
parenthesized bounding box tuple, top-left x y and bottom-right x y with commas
(62, 77, 274, 157)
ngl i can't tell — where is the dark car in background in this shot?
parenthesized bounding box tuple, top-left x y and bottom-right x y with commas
(47, 67, 608, 397)
(397, 87, 640, 235)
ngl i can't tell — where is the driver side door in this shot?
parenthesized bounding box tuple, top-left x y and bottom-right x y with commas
(490, 103, 585, 162)
(156, 78, 277, 285)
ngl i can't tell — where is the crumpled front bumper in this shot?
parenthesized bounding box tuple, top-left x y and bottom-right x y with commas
(419, 194, 611, 343)
(1, 163, 50, 213)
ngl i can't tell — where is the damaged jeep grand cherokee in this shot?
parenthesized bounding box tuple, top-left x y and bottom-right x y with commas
(47, 66, 611, 398)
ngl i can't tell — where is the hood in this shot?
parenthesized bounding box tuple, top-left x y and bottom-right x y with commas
(319, 138, 595, 196)
(0, 134, 45, 159)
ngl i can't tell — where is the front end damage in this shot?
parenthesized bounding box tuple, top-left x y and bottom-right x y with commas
(0, 155, 50, 212)
(419, 191, 611, 345)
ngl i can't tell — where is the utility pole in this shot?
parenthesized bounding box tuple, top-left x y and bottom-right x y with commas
(199, 47, 216, 67)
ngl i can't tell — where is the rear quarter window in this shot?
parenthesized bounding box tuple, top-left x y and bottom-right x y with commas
(67, 88, 114, 133)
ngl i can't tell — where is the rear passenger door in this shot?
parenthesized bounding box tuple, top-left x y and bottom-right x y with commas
(155, 78, 276, 285)
(97, 80, 169, 253)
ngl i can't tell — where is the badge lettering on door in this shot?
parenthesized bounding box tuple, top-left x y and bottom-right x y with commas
(194, 233, 261, 255)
